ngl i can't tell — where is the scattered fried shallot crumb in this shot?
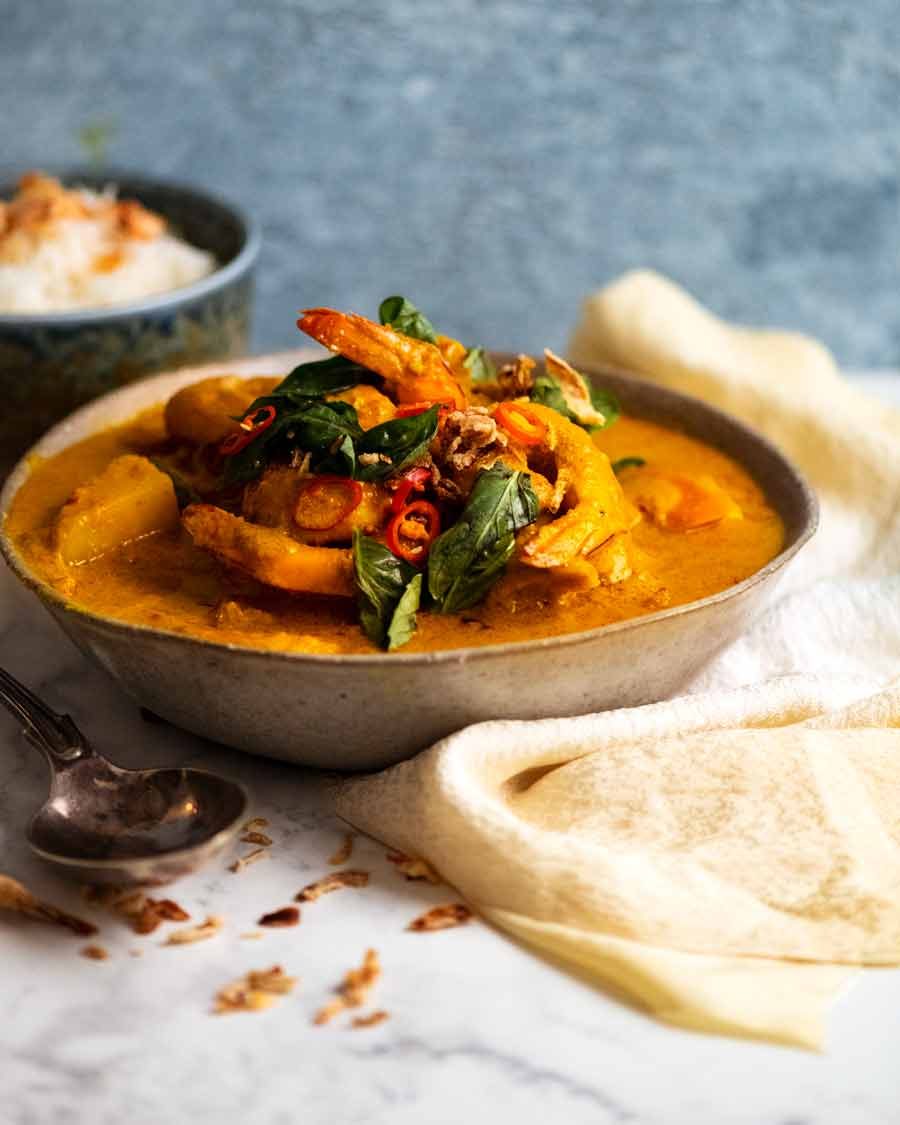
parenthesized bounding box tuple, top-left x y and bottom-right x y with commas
(81, 886, 190, 935)
(129, 949, 144, 958)
(229, 848, 269, 874)
(328, 833, 355, 865)
(496, 353, 537, 397)
(387, 852, 441, 884)
(313, 997, 346, 1026)
(407, 903, 473, 932)
(214, 965, 297, 1014)
(0, 874, 97, 936)
(343, 949, 381, 1006)
(242, 817, 269, 832)
(240, 831, 273, 847)
(165, 915, 224, 945)
(81, 944, 109, 960)
(296, 870, 369, 902)
(241, 931, 264, 940)
(314, 948, 381, 1025)
(133, 898, 190, 935)
(352, 1010, 390, 1030)
(258, 906, 300, 928)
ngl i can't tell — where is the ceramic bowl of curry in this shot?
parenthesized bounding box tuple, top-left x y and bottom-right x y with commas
(0, 349, 816, 771)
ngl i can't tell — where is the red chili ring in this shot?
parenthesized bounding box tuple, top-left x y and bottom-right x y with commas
(220, 404, 277, 456)
(294, 475, 364, 531)
(494, 401, 547, 447)
(390, 466, 431, 514)
(385, 499, 441, 564)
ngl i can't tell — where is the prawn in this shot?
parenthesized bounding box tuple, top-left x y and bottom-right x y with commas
(298, 308, 467, 410)
(182, 504, 354, 597)
(507, 403, 637, 569)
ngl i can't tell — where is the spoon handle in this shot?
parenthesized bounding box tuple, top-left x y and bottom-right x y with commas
(0, 666, 92, 769)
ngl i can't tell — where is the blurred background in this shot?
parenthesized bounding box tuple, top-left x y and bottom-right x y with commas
(4, 0, 899, 367)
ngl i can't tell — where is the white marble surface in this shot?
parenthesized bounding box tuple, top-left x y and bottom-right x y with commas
(3, 376, 900, 1125)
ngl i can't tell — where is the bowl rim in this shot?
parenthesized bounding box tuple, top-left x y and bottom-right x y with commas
(0, 168, 260, 327)
(0, 355, 819, 667)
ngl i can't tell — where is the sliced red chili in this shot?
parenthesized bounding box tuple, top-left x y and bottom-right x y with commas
(294, 475, 364, 531)
(385, 499, 441, 564)
(390, 466, 431, 514)
(494, 401, 547, 447)
(219, 404, 277, 456)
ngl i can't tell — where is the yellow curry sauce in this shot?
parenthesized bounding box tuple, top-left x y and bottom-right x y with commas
(6, 403, 784, 655)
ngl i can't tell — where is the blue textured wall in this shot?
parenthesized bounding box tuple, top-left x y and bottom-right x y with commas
(4, 1, 900, 367)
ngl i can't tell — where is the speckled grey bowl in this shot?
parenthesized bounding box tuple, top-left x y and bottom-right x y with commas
(0, 169, 259, 474)
(0, 352, 817, 772)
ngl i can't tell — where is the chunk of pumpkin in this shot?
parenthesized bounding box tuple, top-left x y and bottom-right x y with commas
(622, 469, 742, 531)
(54, 455, 179, 564)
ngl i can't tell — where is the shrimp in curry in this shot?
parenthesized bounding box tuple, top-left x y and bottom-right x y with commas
(5, 296, 784, 654)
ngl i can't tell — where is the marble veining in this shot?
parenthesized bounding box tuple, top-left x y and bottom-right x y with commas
(3, 384, 900, 1123)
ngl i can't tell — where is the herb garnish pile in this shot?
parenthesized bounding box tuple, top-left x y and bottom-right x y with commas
(219, 296, 625, 650)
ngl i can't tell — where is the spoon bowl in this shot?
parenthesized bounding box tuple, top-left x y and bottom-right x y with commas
(1, 667, 248, 885)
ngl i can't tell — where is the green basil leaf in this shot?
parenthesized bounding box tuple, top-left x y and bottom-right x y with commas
(611, 456, 646, 474)
(275, 354, 371, 399)
(288, 400, 363, 451)
(530, 372, 575, 421)
(427, 465, 539, 614)
(529, 372, 621, 432)
(355, 405, 441, 482)
(223, 399, 363, 486)
(223, 393, 437, 487)
(463, 346, 496, 383)
(353, 532, 419, 649)
(221, 354, 372, 482)
(314, 433, 357, 478)
(386, 572, 423, 651)
(378, 295, 438, 343)
(222, 414, 284, 485)
(589, 384, 620, 430)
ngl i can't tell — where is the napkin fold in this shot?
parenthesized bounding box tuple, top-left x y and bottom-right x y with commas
(336, 270, 900, 1049)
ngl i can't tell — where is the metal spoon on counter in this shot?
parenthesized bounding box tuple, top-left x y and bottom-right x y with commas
(0, 666, 248, 886)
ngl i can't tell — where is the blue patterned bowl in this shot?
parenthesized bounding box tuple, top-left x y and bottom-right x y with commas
(0, 170, 259, 473)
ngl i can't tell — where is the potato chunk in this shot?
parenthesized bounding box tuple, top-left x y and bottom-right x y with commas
(54, 455, 179, 564)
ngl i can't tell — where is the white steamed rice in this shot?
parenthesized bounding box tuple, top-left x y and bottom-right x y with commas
(0, 187, 216, 314)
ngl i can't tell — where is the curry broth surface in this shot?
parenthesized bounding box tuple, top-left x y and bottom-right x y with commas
(6, 407, 784, 654)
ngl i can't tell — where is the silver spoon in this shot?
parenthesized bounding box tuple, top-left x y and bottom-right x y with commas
(0, 666, 248, 886)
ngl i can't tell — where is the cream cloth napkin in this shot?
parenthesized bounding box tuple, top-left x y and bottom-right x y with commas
(336, 271, 900, 1050)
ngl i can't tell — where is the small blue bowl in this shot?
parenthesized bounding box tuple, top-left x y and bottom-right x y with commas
(0, 169, 260, 472)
